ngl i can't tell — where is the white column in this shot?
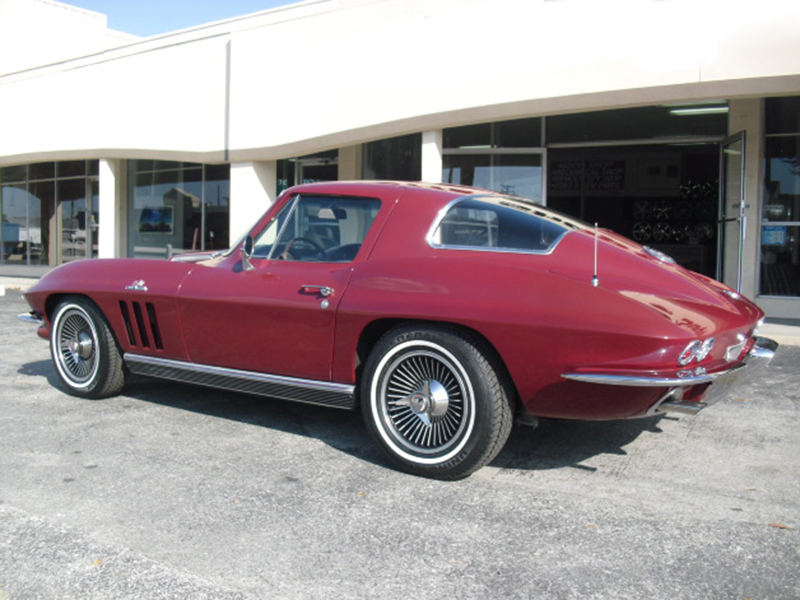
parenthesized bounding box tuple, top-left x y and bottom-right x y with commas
(229, 161, 277, 242)
(98, 158, 125, 258)
(422, 130, 443, 183)
(338, 145, 363, 180)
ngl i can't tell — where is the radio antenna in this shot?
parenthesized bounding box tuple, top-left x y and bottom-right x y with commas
(592, 223, 600, 287)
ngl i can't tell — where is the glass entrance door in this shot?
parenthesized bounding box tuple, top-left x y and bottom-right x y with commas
(58, 177, 97, 263)
(718, 132, 747, 291)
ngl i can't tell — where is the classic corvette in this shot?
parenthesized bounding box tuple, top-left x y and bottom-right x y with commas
(20, 181, 777, 479)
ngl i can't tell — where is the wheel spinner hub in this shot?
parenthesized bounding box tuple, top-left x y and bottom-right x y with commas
(69, 331, 94, 361)
(408, 380, 449, 425)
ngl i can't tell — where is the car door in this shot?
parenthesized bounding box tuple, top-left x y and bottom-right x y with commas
(176, 193, 383, 382)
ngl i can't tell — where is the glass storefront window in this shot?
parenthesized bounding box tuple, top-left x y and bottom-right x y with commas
(58, 161, 87, 178)
(445, 123, 491, 149)
(0, 180, 54, 266)
(766, 96, 800, 135)
(1, 160, 99, 267)
(2, 184, 29, 264)
(763, 136, 800, 223)
(445, 118, 542, 149)
(127, 161, 230, 258)
(443, 154, 543, 202)
(29, 162, 55, 181)
(547, 105, 728, 144)
(203, 164, 231, 251)
(363, 133, 422, 181)
(443, 118, 543, 202)
(761, 99, 800, 297)
(761, 226, 800, 296)
(0, 165, 27, 183)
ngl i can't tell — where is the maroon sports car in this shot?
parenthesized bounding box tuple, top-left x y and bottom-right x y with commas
(20, 181, 777, 479)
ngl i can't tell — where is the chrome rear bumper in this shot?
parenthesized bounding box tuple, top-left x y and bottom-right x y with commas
(18, 312, 43, 325)
(562, 337, 779, 416)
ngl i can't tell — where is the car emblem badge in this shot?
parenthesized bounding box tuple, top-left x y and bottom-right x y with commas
(125, 279, 148, 292)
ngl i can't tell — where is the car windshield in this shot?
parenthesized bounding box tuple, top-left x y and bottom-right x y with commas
(251, 194, 382, 262)
(428, 195, 585, 254)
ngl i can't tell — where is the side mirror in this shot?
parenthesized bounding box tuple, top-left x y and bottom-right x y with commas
(242, 235, 255, 271)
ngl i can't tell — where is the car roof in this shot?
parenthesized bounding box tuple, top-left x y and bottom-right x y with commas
(286, 180, 488, 200)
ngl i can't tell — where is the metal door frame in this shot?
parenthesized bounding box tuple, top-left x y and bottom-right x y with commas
(717, 131, 747, 291)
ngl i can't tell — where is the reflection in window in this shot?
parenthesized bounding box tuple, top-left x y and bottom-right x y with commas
(761, 105, 800, 297)
(363, 133, 422, 181)
(443, 155, 543, 202)
(127, 161, 230, 259)
(444, 118, 542, 149)
(0, 177, 54, 266)
(1, 161, 99, 266)
(431, 197, 575, 253)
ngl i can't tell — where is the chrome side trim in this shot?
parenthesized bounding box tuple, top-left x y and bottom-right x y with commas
(18, 312, 42, 325)
(562, 337, 777, 389)
(124, 354, 355, 409)
(562, 369, 735, 387)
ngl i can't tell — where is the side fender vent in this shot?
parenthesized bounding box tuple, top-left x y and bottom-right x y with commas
(119, 301, 164, 351)
(146, 302, 163, 350)
(119, 301, 136, 346)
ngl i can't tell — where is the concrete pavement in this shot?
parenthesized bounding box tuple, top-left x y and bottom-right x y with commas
(1, 287, 799, 600)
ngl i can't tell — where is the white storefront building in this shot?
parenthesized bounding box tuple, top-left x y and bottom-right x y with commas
(1, 0, 799, 319)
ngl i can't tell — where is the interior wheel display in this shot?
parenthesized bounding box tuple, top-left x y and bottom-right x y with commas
(633, 221, 652, 242)
(50, 296, 126, 398)
(652, 222, 671, 242)
(361, 324, 513, 480)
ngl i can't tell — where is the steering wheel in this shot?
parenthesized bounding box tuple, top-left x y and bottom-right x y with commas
(281, 236, 325, 261)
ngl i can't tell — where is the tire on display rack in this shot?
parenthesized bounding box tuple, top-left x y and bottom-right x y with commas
(50, 296, 126, 399)
(361, 324, 514, 479)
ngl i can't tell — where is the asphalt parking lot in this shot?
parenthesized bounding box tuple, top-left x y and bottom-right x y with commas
(1, 289, 798, 600)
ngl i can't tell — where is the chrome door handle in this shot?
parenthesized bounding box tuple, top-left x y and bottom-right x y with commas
(300, 285, 334, 297)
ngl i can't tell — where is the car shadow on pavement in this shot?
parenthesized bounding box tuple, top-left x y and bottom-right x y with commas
(491, 416, 666, 472)
(18, 359, 62, 387)
(18, 361, 667, 476)
(121, 375, 383, 463)
(120, 374, 668, 475)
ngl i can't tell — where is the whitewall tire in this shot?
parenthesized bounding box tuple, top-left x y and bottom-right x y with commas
(362, 325, 513, 479)
(50, 297, 125, 399)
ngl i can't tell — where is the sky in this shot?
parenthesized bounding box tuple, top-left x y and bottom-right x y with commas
(68, 0, 299, 37)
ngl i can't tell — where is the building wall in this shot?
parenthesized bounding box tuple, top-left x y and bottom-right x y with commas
(0, 0, 138, 75)
(2, 0, 800, 318)
(2, 0, 800, 167)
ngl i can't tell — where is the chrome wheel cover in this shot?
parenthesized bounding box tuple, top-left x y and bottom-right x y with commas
(372, 341, 475, 463)
(53, 305, 99, 388)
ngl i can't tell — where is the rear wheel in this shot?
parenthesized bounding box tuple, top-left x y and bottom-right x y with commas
(361, 325, 513, 479)
(50, 297, 125, 398)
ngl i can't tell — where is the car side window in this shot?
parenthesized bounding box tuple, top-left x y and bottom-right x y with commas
(430, 197, 576, 254)
(252, 195, 382, 262)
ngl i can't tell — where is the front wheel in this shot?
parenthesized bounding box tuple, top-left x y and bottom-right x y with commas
(361, 325, 513, 479)
(50, 297, 125, 399)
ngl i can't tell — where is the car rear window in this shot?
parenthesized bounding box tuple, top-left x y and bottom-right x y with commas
(428, 196, 579, 254)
